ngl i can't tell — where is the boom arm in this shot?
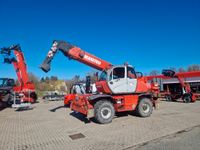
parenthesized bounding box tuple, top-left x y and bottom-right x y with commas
(40, 40, 112, 72)
(146, 70, 200, 80)
(146, 70, 200, 93)
(0, 44, 30, 87)
(1, 44, 37, 103)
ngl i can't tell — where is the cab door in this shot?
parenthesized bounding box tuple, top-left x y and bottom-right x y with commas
(108, 67, 127, 94)
(126, 67, 137, 93)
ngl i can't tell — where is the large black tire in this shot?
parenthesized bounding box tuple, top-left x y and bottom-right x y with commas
(136, 98, 153, 117)
(165, 95, 172, 101)
(30, 92, 38, 103)
(183, 95, 191, 103)
(2, 93, 13, 106)
(7, 94, 14, 106)
(1, 94, 10, 102)
(94, 100, 115, 124)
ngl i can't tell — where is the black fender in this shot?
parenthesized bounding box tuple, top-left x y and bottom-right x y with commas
(88, 94, 113, 101)
(182, 92, 192, 97)
(138, 93, 157, 107)
(138, 93, 153, 99)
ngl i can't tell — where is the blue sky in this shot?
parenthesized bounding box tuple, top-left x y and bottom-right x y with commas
(0, 0, 200, 79)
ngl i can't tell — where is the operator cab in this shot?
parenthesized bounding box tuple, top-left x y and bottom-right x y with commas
(0, 78, 15, 88)
(98, 65, 139, 94)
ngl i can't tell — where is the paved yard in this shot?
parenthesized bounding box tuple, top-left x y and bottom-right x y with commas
(0, 100, 200, 150)
(133, 125, 200, 150)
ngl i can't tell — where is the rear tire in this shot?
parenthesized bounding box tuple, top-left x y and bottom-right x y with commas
(136, 98, 153, 117)
(94, 100, 115, 124)
(183, 95, 191, 103)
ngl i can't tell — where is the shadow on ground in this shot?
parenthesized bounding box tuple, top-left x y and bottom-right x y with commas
(70, 111, 91, 124)
(49, 105, 66, 112)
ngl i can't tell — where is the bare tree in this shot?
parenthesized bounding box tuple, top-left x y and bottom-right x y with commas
(28, 72, 39, 84)
(149, 70, 160, 76)
(87, 71, 98, 84)
(169, 67, 177, 72)
(72, 75, 80, 83)
(65, 80, 73, 94)
(50, 76, 58, 81)
(178, 67, 185, 72)
(187, 64, 200, 71)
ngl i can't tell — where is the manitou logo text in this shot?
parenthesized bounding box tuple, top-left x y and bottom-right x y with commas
(84, 55, 101, 65)
(48, 42, 58, 58)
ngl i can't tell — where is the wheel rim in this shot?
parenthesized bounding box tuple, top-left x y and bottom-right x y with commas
(166, 96, 169, 101)
(184, 97, 191, 103)
(142, 103, 150, 114)
(101, 107, 112, 119)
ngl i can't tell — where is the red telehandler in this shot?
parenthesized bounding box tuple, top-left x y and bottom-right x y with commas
(40, 40, 158, 124)
(0, 44, 37, 108)
(146, 70, 200, 103)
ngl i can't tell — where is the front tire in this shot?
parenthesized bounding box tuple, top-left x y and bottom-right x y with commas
(30, 92, 38, 103)
(166, 95, 172, 101)
(2, 93, 13, 106)
(94, 100, 115, 124)
(136, 98, 153, 117)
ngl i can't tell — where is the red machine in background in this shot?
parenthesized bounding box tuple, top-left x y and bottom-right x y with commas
(0, 44, 37, 105)
(146, 70, 200, 103)
(64, 82, 88, 106)
(64, 76, 97, 106)
(41, 40, 158, 124)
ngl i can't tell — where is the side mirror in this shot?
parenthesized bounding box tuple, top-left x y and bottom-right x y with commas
(136, 72, 143, 78)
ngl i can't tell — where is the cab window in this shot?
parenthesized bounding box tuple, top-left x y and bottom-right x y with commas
(6, 79, 15, 86)
(127, 67, 136, 79)
(0, 79, 4, 87)
(113, 67, 125, 79)
(99, 71, 107, 81)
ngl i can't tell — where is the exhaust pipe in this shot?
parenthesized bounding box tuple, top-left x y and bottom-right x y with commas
(40, 40, 74, 73)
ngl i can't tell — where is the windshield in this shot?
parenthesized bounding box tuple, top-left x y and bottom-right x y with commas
(99, 71, 107, 81)
(0, 79, 6, 87)
(113, 67, 125, 79)
(0, 79, 15, 87)
(127, 67, 136, 79)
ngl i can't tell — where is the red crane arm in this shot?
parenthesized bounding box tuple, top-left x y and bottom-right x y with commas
(12, 61, 21, 85)
(13, 50, 30, 86)
(1, 44, 37, 103)
(146, 71, 200, 80)
(0, 45, 30, 87)
(40, 40, 112, 72)
(175, 71, 200, 78)
(146, 71, 200, 93)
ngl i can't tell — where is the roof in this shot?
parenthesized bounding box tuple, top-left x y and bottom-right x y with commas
(163, 77, 200, 84)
